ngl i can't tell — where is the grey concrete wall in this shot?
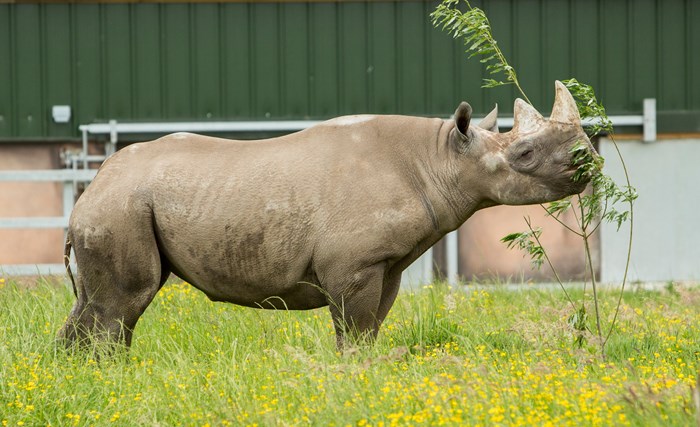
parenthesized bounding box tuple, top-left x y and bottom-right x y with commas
(600, 138, 700, 283)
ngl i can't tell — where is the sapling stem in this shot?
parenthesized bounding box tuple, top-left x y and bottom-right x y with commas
(603, 135, 635, 347)
(540, 202, 583, 237)
(578, 194, 605, 357)
(523, 217, 576, 311)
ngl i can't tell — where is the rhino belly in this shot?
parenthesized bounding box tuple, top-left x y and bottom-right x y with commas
(152, 213, 327, 310)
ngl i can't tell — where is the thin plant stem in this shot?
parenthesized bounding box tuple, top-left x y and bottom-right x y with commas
(462, 0, 533, 104)
(587, 195, 610, 237)
(586, 242, 604, 358)
(539, 203, 584, 237)
(524, 217, 577, 311)
(603, 135, 635, 346)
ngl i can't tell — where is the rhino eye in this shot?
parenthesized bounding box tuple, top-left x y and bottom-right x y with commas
(508, 143, 539, 173)
(520, 148, 534, 161)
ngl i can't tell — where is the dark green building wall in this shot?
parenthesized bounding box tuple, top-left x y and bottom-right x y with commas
(1, 0, 699, 141)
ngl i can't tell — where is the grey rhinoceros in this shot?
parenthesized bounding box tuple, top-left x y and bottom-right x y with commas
(60, 81, 595, 349)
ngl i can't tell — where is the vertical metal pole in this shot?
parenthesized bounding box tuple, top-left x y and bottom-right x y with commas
(81, 128, 89, 169)
(446, 230, 459, 286)
(422, 247, 434, 285)
(108, 120, 118, 156)
(62, 178, 74, 238)
(65, 171, 81, 272)
(643, 98, 656, 143)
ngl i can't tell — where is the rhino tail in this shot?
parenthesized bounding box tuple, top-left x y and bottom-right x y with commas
(64, 236, 77, 299)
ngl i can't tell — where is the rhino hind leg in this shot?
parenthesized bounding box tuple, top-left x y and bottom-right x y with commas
(59, 220, 166, 350)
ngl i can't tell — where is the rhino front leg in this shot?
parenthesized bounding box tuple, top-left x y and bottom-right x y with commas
(374, 272, 402, 327)
(325, 263, 388, 349)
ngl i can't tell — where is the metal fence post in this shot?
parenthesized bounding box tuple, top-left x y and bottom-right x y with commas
(446, 230, 459, 286)
(108, 119, 118, 156)
(422, 248, 434, 285)
(643, 98, 657, 142)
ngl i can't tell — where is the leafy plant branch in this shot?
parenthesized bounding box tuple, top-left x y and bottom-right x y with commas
(501, 217, 576, 312)
(432, 0, 637, 357)
(551, 82, 638, 350)
(430, 0, 532, 104)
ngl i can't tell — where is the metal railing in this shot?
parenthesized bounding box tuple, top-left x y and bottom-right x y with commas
(0, 169, 96, 276)
(72, 100, 657, 169)
(2, 100, 656, 279)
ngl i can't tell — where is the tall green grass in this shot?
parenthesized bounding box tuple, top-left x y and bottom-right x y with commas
(1, 277, 698, 426)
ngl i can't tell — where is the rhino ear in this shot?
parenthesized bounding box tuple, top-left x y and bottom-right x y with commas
(550, 80, 581, 125)
(454, 102, 472, 138)
(512, 98, 544, 133)
(478, 104, 499, 133)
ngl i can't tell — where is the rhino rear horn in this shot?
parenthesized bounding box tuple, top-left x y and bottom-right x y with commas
(454, 102, 473, 138)
(550, 80, 581, 126)
(478, 104, 499, 133)
(512, 98, 544, 133)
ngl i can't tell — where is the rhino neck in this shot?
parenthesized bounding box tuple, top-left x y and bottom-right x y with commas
(410, 121, 489, 234)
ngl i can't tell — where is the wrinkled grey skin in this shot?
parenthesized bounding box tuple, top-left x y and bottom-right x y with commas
(60, 81, 595, 349)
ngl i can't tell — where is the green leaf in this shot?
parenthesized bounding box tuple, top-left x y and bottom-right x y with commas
(500, 225, 545, 270)
(545, 199, 573, 218)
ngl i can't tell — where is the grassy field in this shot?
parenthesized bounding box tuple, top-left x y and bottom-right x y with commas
(1, 276, 698, 426)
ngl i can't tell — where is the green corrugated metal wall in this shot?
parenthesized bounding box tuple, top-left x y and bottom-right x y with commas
(1, 0, 699, 141)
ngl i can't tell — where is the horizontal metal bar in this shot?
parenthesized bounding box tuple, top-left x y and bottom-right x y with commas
(470, 116, 642, 128)
(78, 115, 645, 137)
(0, 264, 73, 277)
(81, 155, 107, 162)
(0, 217, 69, 228)
(479, 116, 643, 128)
(0, 137, 83, 144)
(587, 115, 644, 126)
(64, 155, 108, 167)
(79, 120, 325, 135)
(0, 169, 97, 182)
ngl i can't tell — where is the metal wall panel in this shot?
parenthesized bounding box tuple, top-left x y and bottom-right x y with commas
(14, 4, 43, 137)
(44, 5, 73, 139)
(73, 5, 103, 129)
(600, 138, 700, 283)
(0, 5, 12, 138)
(0, 0, 698, 140)
(692, 1, 700, 112)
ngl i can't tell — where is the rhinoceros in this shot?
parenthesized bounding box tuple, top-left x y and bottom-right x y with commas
(60, 81, 595, 349)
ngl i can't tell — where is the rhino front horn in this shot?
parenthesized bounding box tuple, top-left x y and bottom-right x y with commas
(550, 80, 581, 126)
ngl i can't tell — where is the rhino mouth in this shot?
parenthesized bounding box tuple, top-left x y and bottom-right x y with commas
(565, 163, 593, 190)
(570, 173, 591, 193)
(555, 154, 594, 196)
(567, 138, 600, 187)
(547, 172, 589, 200)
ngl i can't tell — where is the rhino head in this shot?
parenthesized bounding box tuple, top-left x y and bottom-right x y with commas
(451, 81, 596, 208)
